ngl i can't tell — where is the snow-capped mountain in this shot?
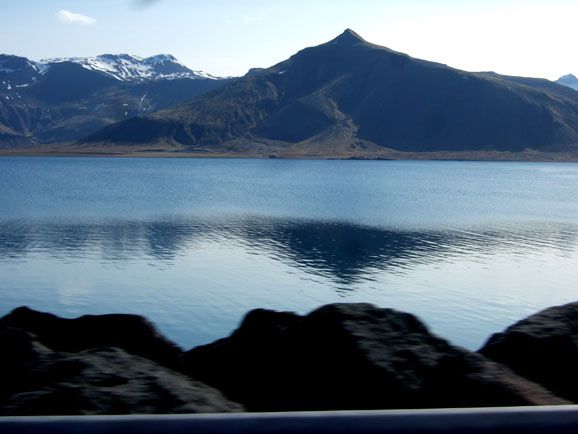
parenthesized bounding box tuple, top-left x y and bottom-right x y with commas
(557, 74, 578, 91)
(0, 53, 231, 147)
(0, 53, 219, 89)
(39, 54, 219, 82)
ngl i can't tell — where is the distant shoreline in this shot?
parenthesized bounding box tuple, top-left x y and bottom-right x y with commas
(3, 148, 578, 162)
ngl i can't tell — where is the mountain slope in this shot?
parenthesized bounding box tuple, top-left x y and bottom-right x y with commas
(0, 54, 229, 146)
(83, 30, 578, 155)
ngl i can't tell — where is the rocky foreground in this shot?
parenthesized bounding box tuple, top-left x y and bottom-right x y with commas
(1, 302, 578, 415)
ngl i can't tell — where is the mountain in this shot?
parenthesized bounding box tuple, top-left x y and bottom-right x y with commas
(557, 74, 578, 91)
(0, 55, 41, 85)
(0, 54, 229, 147)
(83, 30, 578, 157)
(40, 54, 219, 82)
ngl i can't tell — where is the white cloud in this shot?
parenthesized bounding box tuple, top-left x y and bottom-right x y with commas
(56, 10, 96, 25)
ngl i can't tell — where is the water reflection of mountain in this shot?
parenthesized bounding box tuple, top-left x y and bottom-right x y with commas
(1, 218, 577, 284)
(233, 220, 578, 284)
(235, 221, 453, 284)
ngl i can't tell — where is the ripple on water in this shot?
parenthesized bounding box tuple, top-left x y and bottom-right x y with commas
(2, 158, 578, 349)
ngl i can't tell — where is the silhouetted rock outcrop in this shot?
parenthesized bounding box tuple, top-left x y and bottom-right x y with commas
(1, 303, 573, 415)
(0, 309, 243, 415)
(184, 303, 567, 411)
(0, 306, 182, 368)
(480, 302, 578, 403)
(0, 345, 243, 415)
(0, 327, 51, 400)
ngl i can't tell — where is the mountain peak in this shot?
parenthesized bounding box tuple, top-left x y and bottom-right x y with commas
(559, 74, 577, 81)
(144, 54, 178, 64)
(556, 74, 578, 91)
(98, 54, 137, 60)
(331, 29, 366, 45)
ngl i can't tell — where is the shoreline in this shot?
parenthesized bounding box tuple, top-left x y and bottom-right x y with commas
(3, 148, 578, 163)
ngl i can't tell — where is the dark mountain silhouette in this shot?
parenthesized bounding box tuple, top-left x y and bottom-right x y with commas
(82, 29, 578, 156)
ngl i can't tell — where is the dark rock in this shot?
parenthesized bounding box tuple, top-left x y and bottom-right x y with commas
(0, 346, 243, 415)
(0, 308, 243, 415)
(480, 302, 578, 403)
(0, 328, 51, 399)
(0, 306, 182, 368)
(184, 303, 567, 411)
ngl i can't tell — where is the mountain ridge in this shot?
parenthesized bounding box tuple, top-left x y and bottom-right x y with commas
(82, 29, 578, 156)
(1, 53, 220, 85)
(38, 54, 220, 82)
(0, 53, 230, 147)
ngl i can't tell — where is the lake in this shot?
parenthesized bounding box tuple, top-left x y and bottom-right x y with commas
(1, 156, 578, 351)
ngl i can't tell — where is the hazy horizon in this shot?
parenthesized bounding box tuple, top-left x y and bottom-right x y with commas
(1, 0, 577, 80)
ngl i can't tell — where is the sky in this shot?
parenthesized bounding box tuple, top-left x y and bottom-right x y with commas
(0, 0, 576, 80)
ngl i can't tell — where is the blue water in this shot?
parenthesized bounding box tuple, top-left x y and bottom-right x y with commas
(2, 156, 578, 350)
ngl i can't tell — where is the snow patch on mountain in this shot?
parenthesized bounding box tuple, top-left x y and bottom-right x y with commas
(0, 55, 42, 88)
(39, 54, 220, 82)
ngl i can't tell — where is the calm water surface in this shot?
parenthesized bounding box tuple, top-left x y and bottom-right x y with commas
(2, 156, 578, 350)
